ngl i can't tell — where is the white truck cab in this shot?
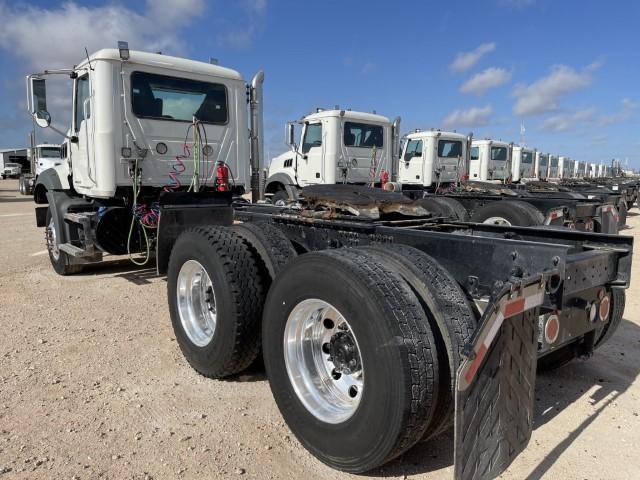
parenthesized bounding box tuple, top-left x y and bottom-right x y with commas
(26, 43, 264, 274)
(558, 156, 574, 179)
(28, 47, 255, 199)
(597, 163, 605, 178)
(34, 144, 63, 176)
(469, 139, 511, 182)
(589, 163, 597, 178)
(266, 109, 399, 201)
(511, 146, 535, 182)
(398, 129, 467, 189)
(548, 155, 560, 178)
(535, 152, 549, 180)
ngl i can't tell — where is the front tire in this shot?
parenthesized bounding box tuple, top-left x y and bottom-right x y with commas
(167, 227, 265, 378)
(262, 248, 439, 472)
(45, 208, 82, 275)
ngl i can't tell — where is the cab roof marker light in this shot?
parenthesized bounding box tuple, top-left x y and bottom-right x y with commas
(118, 41, 130, 61)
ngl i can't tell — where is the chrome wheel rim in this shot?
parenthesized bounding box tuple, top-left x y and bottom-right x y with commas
(284, 299, 364, 424)
(483, 216, 512, 226)
(47, 217, 60, 260)
(176, 260, 217, 347)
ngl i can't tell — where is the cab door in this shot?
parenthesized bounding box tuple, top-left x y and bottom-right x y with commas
(69, 73, 95, 189)
(399, 139, 424, 184)
(297, 122, 323, 186)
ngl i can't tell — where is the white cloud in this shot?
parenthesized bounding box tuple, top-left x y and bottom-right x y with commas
(449, 42, 496, 73)
(599, 98, 638, 126)
(539, 107, 596, 132)
(512, 62, 601, 116)
(217, 0, 268, 49)
(443, 105, 493, 128)
(460, 67, 512, 96)
(0, 1, 205, 71)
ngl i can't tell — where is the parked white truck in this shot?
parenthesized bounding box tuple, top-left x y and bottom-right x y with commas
(468, 139, 511, 182)
(26, 45, 632, 480)
(534, 151, 549, 180)
(510, 146, 535, 182)
(18, 143, 63, 197)
(266, 109, 400, 203)
(26, 43, 263, 274)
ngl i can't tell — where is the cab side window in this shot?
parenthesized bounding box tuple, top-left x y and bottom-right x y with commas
(302, 123, 322, 154)
(75, 75, 90, 132)
(470, 146, 479, 160)
(403, 140, 423, 162)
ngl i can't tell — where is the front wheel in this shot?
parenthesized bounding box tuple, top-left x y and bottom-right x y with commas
(46, 208, 82, 275)
(262, 248, 439, 472)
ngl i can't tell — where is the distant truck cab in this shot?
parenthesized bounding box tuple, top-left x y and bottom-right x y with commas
(511, 146, 535, 182)
(469, 139, 511, 182)
(266, 109, 399, 203)
(398, 129, 467, 189)
(535, 152, 549, 180)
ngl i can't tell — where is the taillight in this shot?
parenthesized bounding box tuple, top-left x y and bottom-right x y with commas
(215, 163, 230, 192)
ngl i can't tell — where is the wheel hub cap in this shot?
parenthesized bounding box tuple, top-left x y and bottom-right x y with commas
(176, 260, 217, 347)
(284, 299, 364, 424)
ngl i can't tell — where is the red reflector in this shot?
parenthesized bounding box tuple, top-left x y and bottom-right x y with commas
(504, 297, 526, 318)
(544, 315, 560, 344)
(599, 295, 611, 321)
(464, 343, 488, 384)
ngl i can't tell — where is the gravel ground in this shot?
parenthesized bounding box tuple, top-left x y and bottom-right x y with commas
(0, 178, 639, 480)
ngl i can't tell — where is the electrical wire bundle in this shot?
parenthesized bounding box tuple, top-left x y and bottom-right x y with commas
(134, 202, 160, 228)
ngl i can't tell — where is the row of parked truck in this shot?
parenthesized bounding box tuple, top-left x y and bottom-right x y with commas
(23, 44, 636, 480)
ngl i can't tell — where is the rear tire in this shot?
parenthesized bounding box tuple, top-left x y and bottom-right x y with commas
(167, 226, 265, 378)
(262, 248, 439, 472)
(361, 244, 477, 438)
(416, 196, 469, 220)
(471, 200, 545, 226)
(231, 222, 297, 281)
(417, 196, 469, 221)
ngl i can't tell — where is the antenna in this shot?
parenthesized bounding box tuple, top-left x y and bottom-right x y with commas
(519, 120, 525, 147)
(84, 47, 94, 71)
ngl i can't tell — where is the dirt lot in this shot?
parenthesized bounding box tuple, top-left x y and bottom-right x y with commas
(0, 178, 639, 480)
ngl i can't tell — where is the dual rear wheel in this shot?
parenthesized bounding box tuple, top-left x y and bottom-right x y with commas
(166, 226, 477, 472)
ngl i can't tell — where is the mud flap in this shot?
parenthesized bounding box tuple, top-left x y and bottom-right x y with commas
(454, 276, 546, 480)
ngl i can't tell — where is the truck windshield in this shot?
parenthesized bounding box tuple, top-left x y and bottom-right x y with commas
(522, 151, 533, 164)
(550, 157, 558, 166)
(39, 147, 61, 158)
(491, 147, 507, 161)
(438, 140, 462, 158)
(131, 71, 228, 124)
(344, 122, 383, 148)
(539, 156, 548, 165)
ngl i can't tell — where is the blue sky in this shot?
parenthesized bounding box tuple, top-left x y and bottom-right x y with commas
(0, 0, 639, 167)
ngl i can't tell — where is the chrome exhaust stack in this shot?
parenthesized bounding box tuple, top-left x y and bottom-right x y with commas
(391, 116, 401, 182)
(250, 71, 265, 202)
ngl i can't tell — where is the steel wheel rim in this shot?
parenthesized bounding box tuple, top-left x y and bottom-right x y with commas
(47, 217, 60, 260)
(176, 260, 217, 347)
(483, 216, 512, 226)
(284, 299, 364, 424)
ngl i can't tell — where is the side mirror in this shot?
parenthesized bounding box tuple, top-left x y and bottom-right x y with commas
(34, 110, 51, 128)
(29, 77, 52, 128)
(285, 122, 296, 148)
